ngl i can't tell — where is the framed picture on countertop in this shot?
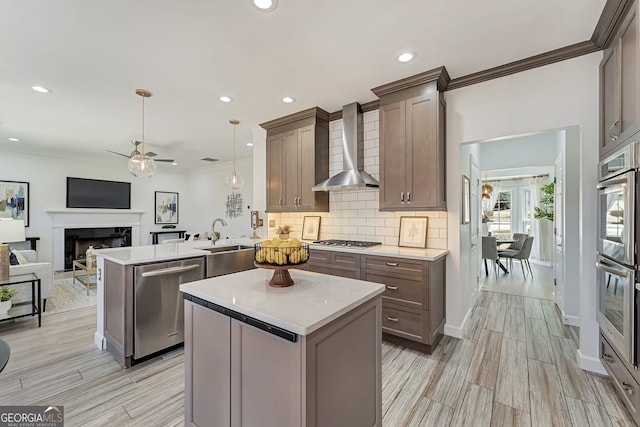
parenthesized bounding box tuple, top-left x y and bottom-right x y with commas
(302, 216, 321, 240)
(398, 216, 428, 248)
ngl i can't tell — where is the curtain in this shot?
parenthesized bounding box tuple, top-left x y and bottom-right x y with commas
(530, 177, 553, 262)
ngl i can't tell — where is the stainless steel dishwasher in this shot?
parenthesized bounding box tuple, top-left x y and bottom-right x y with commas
(133, 257, 205, 360)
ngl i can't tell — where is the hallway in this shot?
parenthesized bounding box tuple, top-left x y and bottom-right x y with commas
(480, 261, 556, 300)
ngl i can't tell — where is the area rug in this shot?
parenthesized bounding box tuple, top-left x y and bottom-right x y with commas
(43, 277, 97, 315)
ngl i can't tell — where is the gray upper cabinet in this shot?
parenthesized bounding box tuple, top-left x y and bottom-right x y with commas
(600, 1, 639, 158)
(261, 108, 330, 212)
(372, 66, 449, 211)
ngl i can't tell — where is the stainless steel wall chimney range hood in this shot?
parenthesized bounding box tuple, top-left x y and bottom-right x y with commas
(312, 102, 379, 191)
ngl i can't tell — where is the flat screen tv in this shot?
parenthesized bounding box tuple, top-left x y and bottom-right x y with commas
(66, 177, 131, 209)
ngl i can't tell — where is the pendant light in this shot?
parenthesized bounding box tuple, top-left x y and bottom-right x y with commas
(128, 89, 157, 178)
(224, 119, 244, 190)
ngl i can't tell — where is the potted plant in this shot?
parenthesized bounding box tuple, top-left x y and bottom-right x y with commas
(275, 225, 292, 240)
(0, 286, 17, 316)
(534, 182, 555, 222)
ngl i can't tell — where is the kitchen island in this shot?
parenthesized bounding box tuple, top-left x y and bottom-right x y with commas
(180, 268, 385, 427)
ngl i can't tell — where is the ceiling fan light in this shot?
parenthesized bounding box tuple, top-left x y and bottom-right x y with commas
(128, 154, 157, 178)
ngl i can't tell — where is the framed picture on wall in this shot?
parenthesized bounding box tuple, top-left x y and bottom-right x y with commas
(0, 180, 29, 227)
(302, 216, 321, 240)
(398, 216, 428, 248)
(462, 175, 471, 225)
(155, 191, 179, 224)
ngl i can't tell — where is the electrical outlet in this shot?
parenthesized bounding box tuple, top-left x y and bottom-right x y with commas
(269, 219, 276, 227)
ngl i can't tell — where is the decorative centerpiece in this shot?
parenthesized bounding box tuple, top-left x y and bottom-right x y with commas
(254, 238, 309, 287)
(275, 224, 292, 241)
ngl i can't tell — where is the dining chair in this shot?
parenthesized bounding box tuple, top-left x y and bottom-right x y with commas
(511, 233, 528, 250)
(482, 236, 499, 279)
(500, 236, 534, 277)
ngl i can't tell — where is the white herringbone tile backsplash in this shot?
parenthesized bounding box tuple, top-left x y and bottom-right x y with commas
(267, 109, 447, 250)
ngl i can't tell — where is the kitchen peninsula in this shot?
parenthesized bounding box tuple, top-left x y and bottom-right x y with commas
(180, 268, 385, 427)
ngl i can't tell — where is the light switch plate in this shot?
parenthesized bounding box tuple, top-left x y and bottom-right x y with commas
(269, 219, 276, 227)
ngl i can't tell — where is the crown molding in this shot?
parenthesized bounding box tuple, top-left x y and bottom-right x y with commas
(259, 107, 330, 130)
(591, 0, 635, 48)
(447, 40, 599, 91)
(370, 66, 451, 97)
(329, 100, 380, 121)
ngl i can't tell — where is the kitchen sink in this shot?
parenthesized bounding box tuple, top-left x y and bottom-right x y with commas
(202, 244, 254, 254)
(204, 245, 255, 278)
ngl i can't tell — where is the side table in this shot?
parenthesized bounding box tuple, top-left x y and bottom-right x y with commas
(0, 273, 41, 327)
(72, 260, 97, 296)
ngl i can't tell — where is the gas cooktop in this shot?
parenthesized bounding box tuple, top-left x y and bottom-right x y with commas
(312, 239, 382, 249)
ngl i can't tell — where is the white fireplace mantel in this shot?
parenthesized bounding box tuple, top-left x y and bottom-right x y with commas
(47, 209, 145, 271)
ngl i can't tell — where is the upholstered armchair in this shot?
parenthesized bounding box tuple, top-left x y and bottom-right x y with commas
(9, 250, 54, 312)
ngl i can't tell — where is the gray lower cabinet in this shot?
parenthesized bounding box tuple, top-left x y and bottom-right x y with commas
(361, 254, 445, 353)
(600, 333, 640, 424)
(305, 249, 446, 353)
(184, 297, 382, 427)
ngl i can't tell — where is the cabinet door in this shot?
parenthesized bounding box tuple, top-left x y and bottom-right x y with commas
(283, 129, 299, 210)
(266, 133, 284, 211)
(600, 47, 619, 157)
(297, 125, 316, 210)
(619, 7, 639, 141)
(406, 94, 439, 209)
(185, 301, 231, 427)
(379, 100, 407, 210)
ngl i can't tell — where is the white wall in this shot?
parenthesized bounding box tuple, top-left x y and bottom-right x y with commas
(445, 52, 602, 373)
(479, 131, 560, 170)
(0, 150, 257, 263)
(187, 157, 254, 239)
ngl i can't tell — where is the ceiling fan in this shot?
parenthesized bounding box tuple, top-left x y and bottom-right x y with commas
(106, 140, 175, 163)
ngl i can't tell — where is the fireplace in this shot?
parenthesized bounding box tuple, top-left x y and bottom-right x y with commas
(64, 227, 132, 270)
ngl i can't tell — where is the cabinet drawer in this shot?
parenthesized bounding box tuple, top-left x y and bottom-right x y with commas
(362, 270, 426, 307)
(308, 264, 360, 280)
(361, 255, 426, 276)
(309, 249, 361, 272)
(382, 303, 427, 343)
(600, 334, 640, 421)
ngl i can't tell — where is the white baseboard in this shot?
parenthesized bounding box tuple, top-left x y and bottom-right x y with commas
(562, 313, 580, 327)
(94, 332, 106, 350)
(444, 307, 472, 339)
(578, 349, 607, 375)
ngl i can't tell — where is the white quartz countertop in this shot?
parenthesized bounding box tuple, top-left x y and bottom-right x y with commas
(95, 237, 448, 264)
(307, 242, 448, 261)
(180, 268, 385, 335)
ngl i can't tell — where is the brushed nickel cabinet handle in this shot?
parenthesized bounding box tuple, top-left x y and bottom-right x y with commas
(297, 196, 301, 206)
(407, 191, 411, 203)
(279, 198, 283, 207)
(400, 192, 404, 203)
(98, 268, 102, 281)
(609, 120, 620, 140)
(602, 353, 615, 363)
(386, 316, 399, 322)
(386, 285, 398, 291)
(622, 381, 634, 395)
(293, 197, 297, 207)
(386, 262, 399, 267)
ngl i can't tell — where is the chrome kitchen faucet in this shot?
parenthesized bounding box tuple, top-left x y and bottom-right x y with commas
(211, 218, 227, 244)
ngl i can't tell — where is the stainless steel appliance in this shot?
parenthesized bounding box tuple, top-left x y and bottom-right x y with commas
(312, 239, 382, 249)
(133, 257, 204, 360)
(597, 141, 640, 365)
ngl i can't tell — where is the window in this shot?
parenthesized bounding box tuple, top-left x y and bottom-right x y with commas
(522, 188, 531, 234)
(488, 190, 511, 238)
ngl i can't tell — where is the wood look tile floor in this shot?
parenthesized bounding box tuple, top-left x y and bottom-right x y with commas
(0, 294, 636, 426)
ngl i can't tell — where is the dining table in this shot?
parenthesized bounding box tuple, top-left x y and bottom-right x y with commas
(483, 238, 515, 275)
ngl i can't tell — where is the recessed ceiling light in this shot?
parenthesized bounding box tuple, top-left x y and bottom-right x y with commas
(8, 138, 19, 142)
(219, 95, 233, 103)
(246, 142, 254, 147)
(32, 86, 51, 93)
(397, 52, 415, 63)
(171, 161, 178, 166)
(282, 96, 295, 104)
(252, 0, 277, 12)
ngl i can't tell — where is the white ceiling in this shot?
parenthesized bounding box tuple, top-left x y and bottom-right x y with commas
(0, 0, 605, 171)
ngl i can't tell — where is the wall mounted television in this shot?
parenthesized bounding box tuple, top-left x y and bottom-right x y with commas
(66, 177, 131, 209)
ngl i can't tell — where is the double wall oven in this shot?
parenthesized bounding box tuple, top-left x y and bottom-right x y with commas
(597, 142, 639, 365)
